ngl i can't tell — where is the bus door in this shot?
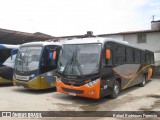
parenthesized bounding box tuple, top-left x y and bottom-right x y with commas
(40, 46, 59, 87)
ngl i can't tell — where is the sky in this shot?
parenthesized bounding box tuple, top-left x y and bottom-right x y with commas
(0, 0, 160, 36)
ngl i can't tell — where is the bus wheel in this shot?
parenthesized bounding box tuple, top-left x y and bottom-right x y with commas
(139, 75, 146, 87)
(110, 81, 120, 99)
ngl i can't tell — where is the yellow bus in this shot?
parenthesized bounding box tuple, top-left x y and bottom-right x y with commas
(13, 41, 61, 89)
(56, 37, 154, 99)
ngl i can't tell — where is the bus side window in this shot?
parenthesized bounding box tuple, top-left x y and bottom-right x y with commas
(150, 53, 154, 64)
(0, 49, 11, 64)
(42, 47, 57, 66)
(146, 52, 150, 64)
(141, 51, 146, 64)
(116, 45, 125, 63)
(126, 47, 133, 63)
(134, 49, 140, 63)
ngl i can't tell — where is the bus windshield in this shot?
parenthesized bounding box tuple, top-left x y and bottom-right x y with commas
(15, 46, 42, 72)
(58, 43, 101, 76)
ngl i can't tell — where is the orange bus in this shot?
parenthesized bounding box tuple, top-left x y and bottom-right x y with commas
(56, 37, 154, 99)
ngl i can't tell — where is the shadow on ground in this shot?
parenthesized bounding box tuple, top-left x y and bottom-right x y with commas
(12, 87, 56, 94)
(0, 83, 13, 87)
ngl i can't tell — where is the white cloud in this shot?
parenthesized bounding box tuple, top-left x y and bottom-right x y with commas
(0, 0, 156, 36)
(149, 1, 160, 7)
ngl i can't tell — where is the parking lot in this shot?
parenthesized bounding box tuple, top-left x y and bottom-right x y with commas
(0, 78, 160, 119)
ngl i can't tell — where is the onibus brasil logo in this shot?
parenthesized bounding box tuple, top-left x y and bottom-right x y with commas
(1, 112, 42, 118)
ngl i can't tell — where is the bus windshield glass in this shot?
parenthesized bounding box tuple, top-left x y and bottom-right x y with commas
(58, 43, 101, 76)
(15, 46, 42, 72)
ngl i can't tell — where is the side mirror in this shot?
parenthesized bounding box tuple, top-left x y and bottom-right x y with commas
(106, 49, 111, 60)
(53, 51, 57, 60)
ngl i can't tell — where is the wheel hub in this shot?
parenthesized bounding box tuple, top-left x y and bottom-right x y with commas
(114, 85, 119, 95)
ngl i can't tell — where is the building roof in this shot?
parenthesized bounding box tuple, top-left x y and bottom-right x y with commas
(0, 28, 53, 44)
(54, 29, 160, 41)
(151, 20, 160, 23)
(98, 29, 160, 36)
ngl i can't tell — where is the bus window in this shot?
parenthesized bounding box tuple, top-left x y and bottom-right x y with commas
(146, 52, 150, 64)
(134, 49, 140, 63)
(141, 51, 146, 63)
(42, 47, 57, 66)
(116, 45, 125, 63)
(0, 49, 11, 65)
(126, 47, 133, 63)
(150, 53, 154, 64)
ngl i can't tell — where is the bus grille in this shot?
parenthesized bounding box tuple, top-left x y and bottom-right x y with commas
(62, 87, 84, 94)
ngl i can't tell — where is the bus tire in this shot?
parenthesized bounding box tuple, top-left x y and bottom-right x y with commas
(110, 80, 120, 99)
(139, 75, 146, 87)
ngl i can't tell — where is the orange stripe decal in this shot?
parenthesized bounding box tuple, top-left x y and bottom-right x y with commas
(113, 68, 135, 79)
(123, 64, 154, 89)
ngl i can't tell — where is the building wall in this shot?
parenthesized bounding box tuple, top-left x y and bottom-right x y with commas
(123, 32, 160, 52)
(155, 53, 160, 66)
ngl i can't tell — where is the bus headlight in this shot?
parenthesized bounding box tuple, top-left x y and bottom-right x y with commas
(85, 79, 99, 87)
(30, 74, 35, 78)
(56, 76, 62, 82)
(30, 74, 35, 79)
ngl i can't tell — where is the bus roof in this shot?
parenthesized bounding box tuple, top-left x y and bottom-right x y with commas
(0, 44, 20, 49)
(20, 41, 61, 47)
(62, 37, 146, 51)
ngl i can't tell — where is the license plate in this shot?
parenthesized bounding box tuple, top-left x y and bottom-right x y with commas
(69, 92, 76, 96)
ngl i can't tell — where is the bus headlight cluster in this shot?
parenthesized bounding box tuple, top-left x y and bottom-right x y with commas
(56, 76, 62, 82)
(85, 79, 99, 87)
(30, 74, 35, 79)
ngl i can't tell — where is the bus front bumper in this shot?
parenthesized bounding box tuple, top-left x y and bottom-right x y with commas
(56, 79, 101, 99)
(13, 76, 56, 90)
(13, 76, 41, 90)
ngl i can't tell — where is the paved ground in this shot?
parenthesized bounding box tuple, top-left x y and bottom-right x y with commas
(0, 78, 160, 120)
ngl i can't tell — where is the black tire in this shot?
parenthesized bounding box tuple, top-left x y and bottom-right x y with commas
(139, 75, 146, 87)
(110, 80, 120, 99)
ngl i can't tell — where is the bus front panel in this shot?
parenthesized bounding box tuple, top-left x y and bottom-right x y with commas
(56, 43, 102, 99)
(56, 77, 101, 99)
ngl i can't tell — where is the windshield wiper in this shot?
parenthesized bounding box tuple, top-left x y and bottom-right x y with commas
(16, 50, 29, 72)
(62, 52, 75, 74)
(73, 46, 83, 76)
(62, 47, 83, 76)
(74, 59, 83, 75)
(15, 54, 23, 70)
